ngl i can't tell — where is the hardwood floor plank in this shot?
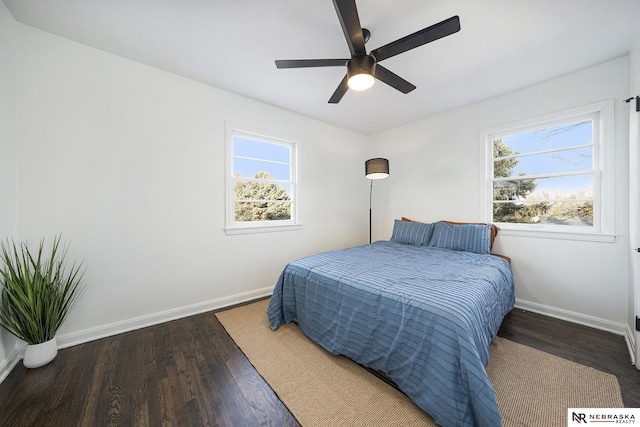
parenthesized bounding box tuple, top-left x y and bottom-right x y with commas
(158, 376, 179, 426)
(0, 301, 636, 427)
(78, 342, 108, 426)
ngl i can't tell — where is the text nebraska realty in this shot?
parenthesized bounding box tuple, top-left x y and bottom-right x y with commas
(573, 412, 636, 424)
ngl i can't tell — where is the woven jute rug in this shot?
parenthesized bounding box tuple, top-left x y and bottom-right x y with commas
(216, 299, 624, 427)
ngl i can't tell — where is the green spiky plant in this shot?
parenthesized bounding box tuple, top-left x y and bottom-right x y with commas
(0, 236, 86, 345)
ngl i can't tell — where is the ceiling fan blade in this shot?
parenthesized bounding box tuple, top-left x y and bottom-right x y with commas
(275, 59, 349, 68)
(328, 75, 349, 104)
(371, 15, 460, 62)
(375, 65, 416, 94)
(332, 0, 366, 56)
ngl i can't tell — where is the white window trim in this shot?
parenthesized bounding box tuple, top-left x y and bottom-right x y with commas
(479, 100, 616, 243)
(225, 122, 301, 235)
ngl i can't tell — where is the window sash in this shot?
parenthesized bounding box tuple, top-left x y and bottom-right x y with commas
(481, 100, 614, 241)
(225, 123, 299, 234)
(494, 144, 594, 178)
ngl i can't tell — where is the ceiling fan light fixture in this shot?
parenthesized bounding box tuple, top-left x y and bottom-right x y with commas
(347, 55, 376, 91)
(348, 73, 375, 91)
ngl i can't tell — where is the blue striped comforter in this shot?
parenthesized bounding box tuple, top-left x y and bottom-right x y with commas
(267, 241, 515, 427)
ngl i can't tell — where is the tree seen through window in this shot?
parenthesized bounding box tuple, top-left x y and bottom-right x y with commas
(492, 120, 594, 226)
(234, 171, 291, 221)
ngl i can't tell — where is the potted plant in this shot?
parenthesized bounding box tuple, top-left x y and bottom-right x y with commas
(0, 235, 85, 368)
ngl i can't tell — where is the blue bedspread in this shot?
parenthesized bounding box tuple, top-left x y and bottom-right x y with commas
(267, 241, 515, 427)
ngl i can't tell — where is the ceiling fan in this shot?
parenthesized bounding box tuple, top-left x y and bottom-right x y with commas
(275, 0, 461, 104)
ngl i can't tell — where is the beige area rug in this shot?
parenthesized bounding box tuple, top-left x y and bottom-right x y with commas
(216, 299, 624, 427)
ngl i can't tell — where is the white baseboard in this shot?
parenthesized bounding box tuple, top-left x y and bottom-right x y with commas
(56, 286, 275, 350)
(515, 298, 627, 335)
(514, 298, 636, 364)
(624, 324, 637, 367)
(0, 348, 20, 384)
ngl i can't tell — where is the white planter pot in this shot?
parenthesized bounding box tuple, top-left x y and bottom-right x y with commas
(23, 337, 58, 369)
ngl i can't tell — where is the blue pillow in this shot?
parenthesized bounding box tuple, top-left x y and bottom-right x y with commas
(390, 219, 435, 246)
(428, 221, 491, 254)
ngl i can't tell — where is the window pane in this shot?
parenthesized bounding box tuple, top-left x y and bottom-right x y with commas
(500, 120, 592, 156)
(493, 175, 593, 201)
(233, 157, 291, 180)
(234, 180, 291, 201)
(493, 200, 592, 226)
(234, 201, 291, 221)
(495, 146, 592, 178)
(234, 178, 291, 222)
(233, 137, 290, 162)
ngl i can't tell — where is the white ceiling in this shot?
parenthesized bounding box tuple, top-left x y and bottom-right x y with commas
(3, 0, 639, 135)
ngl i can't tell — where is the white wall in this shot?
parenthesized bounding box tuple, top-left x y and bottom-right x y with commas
(10, 24, 368, 354)
(369, 57, 631, 336)
(0, 1, 19, 380)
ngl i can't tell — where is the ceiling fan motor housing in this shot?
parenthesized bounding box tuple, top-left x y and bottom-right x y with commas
(347, 55, 376, 83)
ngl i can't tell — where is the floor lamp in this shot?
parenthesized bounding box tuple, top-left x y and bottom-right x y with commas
(365, 158, 390, 244)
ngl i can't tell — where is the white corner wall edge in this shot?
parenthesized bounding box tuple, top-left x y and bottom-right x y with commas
(514, 298, 635, 365)
(0, 286, 274, 384)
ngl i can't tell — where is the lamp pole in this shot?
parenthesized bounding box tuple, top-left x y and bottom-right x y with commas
(369, 179, 373, 244)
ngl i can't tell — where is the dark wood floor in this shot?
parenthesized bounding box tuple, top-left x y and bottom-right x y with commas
(0, 302, 638, 426)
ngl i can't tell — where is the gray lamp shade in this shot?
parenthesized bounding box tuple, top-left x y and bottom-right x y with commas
(365, 158, 390, 180)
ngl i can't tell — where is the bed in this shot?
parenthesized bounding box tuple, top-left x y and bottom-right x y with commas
(267, 220, 515, 427)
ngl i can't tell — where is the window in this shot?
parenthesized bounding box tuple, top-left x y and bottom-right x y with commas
(482, 100, 614, 242)
(225, 123, 299, 234)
